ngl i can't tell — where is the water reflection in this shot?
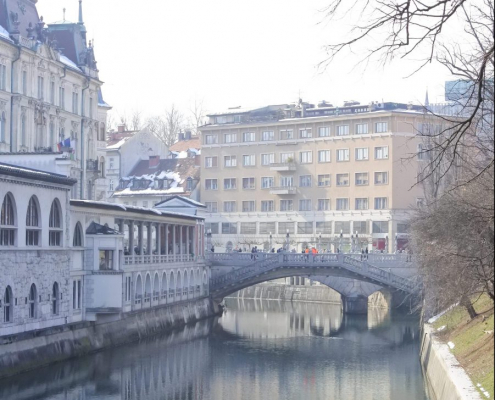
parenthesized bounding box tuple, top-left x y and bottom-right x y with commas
(0, 300, 429, 400)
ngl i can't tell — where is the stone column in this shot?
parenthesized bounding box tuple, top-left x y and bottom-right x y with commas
(156, 224, 161, 256)
(186, 226, 190, 257)
(138, 222, 144, 256)
(129, 221, 135, 257)
(147, 223, 152, 255)
(172, 225, 176, 256)
(165, 224, 169, 256)
(179, 226, 184, 255)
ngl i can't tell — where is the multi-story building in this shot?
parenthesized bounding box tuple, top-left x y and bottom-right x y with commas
(105, 125, 169, 200)
(0, 0, 110, 200)
(200, 101, 433, 253)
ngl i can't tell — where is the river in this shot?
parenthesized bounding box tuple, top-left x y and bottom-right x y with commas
(0, 298, 431, 400)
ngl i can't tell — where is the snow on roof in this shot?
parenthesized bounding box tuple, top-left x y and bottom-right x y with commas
(208, 106, 264, 116)
(113, 187, 185, 197)
(106, 137, 131, 150)
(0, 25, 12, 42)
(177, 151, 188, 159)
(0, 162, 76, 185)
(59, 55, 82, 72)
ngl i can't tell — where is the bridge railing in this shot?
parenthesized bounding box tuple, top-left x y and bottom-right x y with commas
(124, 254, 197, 266)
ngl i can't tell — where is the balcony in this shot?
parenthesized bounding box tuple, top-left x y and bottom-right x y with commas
(270, 186, 297, 195)
(270, 162, 297, 172)
(86, 159, 100, 172)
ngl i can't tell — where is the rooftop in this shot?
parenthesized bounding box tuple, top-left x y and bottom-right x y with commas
(169, 137, 201, 152)
(0, 162, 77, 186)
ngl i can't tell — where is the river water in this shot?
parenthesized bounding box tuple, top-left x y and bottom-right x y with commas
(0, 299, 430, 400)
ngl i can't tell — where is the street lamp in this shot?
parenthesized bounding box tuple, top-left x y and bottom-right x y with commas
(206, 229, 212, 252)
(286, 229, 290, 252)
(339, 229, 343, 254)
(356, 231, 359, 252)
(318, 233, 322, 252)
(395, 233, 398, 254)
(386, 235, 389, 254)
(269, 232, 273, 252)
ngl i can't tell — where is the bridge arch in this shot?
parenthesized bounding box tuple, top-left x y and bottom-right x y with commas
(161, 272, 168, 303)
(153, 272, 160, 303)
(176, 271, 182, 301)
(144, 273, 152, 305)
(169, 271, 175, 302)
(135, 274, 143, 306)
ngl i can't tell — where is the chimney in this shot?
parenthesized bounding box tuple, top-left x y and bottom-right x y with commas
(185, 131, 192, 140)
(178, 132, 185, 141)
(117, 124, 126, 133)
(149, 155, 160, 169)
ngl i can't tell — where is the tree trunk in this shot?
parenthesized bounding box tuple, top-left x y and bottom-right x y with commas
(461, 295, 478, 320)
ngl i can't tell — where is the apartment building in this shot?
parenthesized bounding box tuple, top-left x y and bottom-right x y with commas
(200, 101, 434, 253)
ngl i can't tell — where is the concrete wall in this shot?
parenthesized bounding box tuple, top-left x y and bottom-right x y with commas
(0, 297, 220, 379)
(420, 325, 481, 400)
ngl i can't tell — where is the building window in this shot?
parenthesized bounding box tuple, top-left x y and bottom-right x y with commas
(205, 135, 217, 145)
(355, 198, 369, 210)
(354, 221, 368, 234)
(299, 151, 313, 164)
(222, 223, 237, 234)
(375, 122, 388, 133)
(205, 222, 219, 234)
(261, 177, 274, 189)
(336, 173, 350, 186)
(373, 221, 389, 234)
(299, 200, 312, 212)
(374, 197, 388, 210)
(336, 125, 349, 136)
(260, 222, 276, 234)
(374, 172, 389, 185)
(318, 174, 331, 187)
(317, 199, 330, 211)
(205, 179, 218, 190)
(59, 87, 65, 109)
(89, 97, 93, 119)
(242, 177, 255, 190)
(261, 153, 275, 166)
(52, 282, 60, 315)
(318, 127, 330, 137)
(355, 172, 369, 186)
(280, 200, 294, 212)
(242, 201, 256, 213)
(49, 200, 62, 246)
(278, 222, 295, 234)
(416, 198, 425, 208)
(299, 175, 312, 187)
(336, 149, 350, 162)
(280, 176, 294, 187)
(355, 148, 369, 161)
(336, 198, 350, 211)
(316, 221, 332, 234)
(298, 222, 314, 234)
(223, 201, 237, 213)
(26, 196, 41, 246)
(224, 178, 237, 190)
(21, 114, 27, 147)
(318, 150, 331, 163)
(280, 130, 294, 140)
(3, 286, 13, 323)
(299, 128, 312, 138)
(205, 156, 218, 168)
(356, 124, 369, 134)
(0, 64, 6, 91)
(72, 91, 79, 114)
(0, 193, 16, 246)
(99, 250, 114, 270)
(37, 76, 44, 100)
(280, 152, 294, 163)
(205, 202, 218, 213)
(243, 155, 256, 166)
(28, 284, 38, 319)
(72, 280, 82, 310)
(261, 201, 274, 212)
(73, 222, 83, 247)
(224, 133, 237, 143)
(335, 221, 351, 234)
(240, 222, 257, 234)
(0, 112, 6, 143)
(417, 143, 432, 160)
(375, 146, 389, 159)
(109, 180, 114, 192)
(50, 80, 55, 104)
(397, 223, 410, 233)
(243, 132, 256, 142)
(224, 155, 237, 167)
(262, 131, 275, 141)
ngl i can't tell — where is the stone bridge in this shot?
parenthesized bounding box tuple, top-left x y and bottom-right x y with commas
(206, 253, 420, 314)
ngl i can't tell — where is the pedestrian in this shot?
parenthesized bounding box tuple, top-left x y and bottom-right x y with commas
(361, 249, 365, 261)
(211, 245, 215, 253)
(365, 247, 369, 260)
(251, 247, 255, 260)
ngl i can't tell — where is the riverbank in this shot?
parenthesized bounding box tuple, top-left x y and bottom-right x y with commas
(421, 294, 494, 400)
(0, 297, 220, 379)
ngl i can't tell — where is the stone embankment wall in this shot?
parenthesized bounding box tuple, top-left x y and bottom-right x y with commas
(420, 325, 482, 400)
(0, 297, 220, 379)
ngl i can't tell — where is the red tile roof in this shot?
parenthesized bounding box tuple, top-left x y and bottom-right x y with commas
(169, 137, 201, 152)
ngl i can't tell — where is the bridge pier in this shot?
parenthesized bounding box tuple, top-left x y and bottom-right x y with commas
(343, 296, 368, 315)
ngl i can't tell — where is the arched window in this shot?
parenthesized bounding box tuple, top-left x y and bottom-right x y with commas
(52, 282, 60, 315)
(3, 286, 13, 323)
(49, 121, 55, 150)
(21, 114, 27, 147)
(135, 275, 143, 306)
(0, 111, 6, 143)
(100, 157, 105, 178)
(26, 196, 41, 246)
(73, 222, 83, 247)
(49, 200, 62, 246)
(100, 123, 106, 141)
(28, 284, 37, 319)
(0, 193, 16, 246)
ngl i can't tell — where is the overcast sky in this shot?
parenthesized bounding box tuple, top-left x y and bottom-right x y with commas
(38, 0, 456, 120)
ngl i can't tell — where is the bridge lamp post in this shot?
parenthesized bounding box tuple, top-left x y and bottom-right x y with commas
(318, 233, 322, 252)
(339, 230, 343, 254)
(286, 229, 290, 252)
(356, 231, 359, 252)
(206, 229, 212, 252)
(386, 235, 389, 253)
(269, 232, 273, 251)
